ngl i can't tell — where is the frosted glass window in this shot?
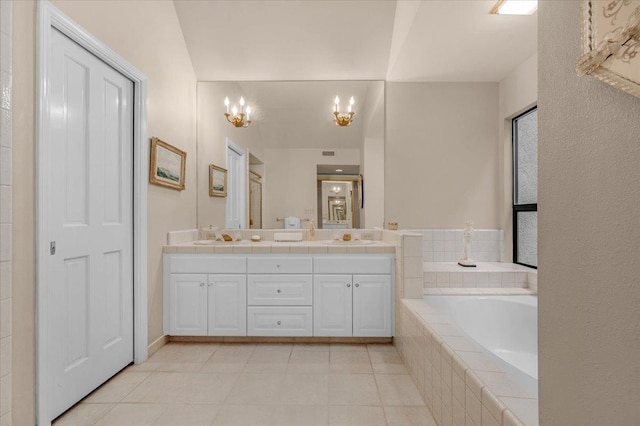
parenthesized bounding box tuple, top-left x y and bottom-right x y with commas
(514, 109, 537, 205)
(517, 211, 537, 267)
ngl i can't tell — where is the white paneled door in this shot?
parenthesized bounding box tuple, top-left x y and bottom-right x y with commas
(47, 28, 134, 420)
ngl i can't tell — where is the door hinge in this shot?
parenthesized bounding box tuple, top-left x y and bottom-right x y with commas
(50, 241, 56, 255)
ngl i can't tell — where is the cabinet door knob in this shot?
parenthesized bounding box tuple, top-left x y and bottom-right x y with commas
(200, 282, 205, 287)
(347, 283, 351, 287)
(277, 289, 281, 293)
(277, 321, 282, 325)
(355, 283, 359, 288)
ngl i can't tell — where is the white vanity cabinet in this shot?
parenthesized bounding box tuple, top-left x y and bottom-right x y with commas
(165, 256, 247, 336)
(164, 253, 394, 338)
(313, 257, 393, 337)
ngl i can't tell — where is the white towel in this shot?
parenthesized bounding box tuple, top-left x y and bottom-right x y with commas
(284, 216, 301, 229)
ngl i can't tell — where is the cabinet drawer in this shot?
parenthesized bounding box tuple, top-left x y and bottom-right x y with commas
(247, 307, 313, 336)
(314, 256, 392, 274)
(247, 275, 312, 306)
(247, 257, 312, 274)
(169, 255, 246, 274)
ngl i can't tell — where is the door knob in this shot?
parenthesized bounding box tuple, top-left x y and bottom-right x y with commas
(355, 283, 359, 288)
(277, 321, 282, 325)
(277, 289, 281, 293)
(347, 283, 351, 287)
(200, 282, 205, 287)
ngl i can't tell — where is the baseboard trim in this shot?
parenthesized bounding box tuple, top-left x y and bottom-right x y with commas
(169, 336, 394, 344)
(147, 335, 169, 357)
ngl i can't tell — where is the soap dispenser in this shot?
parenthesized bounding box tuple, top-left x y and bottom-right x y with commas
(308, 220, 316, 241)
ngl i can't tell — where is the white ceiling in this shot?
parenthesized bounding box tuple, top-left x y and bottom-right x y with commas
(173, 0, 537, 82)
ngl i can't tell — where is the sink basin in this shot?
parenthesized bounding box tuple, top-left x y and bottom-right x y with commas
(321, 240, 375, 245)
(192, 240, 249, 245)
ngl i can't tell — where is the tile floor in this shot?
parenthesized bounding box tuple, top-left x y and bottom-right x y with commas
(53, 342, 436, 425)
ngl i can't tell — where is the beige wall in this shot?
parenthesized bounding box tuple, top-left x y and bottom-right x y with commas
(539, 2, 640, 424)
(362, 82, 385, 229)
(385, 82, 499, 229)
(12, 1, 197, 422)
(498, 54, 537, 261)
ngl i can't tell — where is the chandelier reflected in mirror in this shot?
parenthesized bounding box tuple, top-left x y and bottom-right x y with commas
(224, 96, 252, 128)
(333, 96, 355, 126)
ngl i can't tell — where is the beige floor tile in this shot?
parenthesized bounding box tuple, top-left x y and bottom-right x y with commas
(84, 372, 150, 403)
(123, 372, 238, 404)
(368, 351, 403, 365)
(329, 374, 381, 406)
(200, 362, 247, 374)
(270, 405, 329, 426)
(153, 404, 219, 426)
(330, 352, 370, 363)
(367, 344, 397, 352)
(369, 352, 408, 375)
(384, 406, 437, 425)
(253, 343, 293, 352)
(329, 351, 373, 374)
(329, 405, 387, 426)
(225, 373, 284, 405)
(126, 361, 204, 373)
(278, 374, 329, 405)
(371, 363, 408, 375)
(95, 403, 164, 426)
(287, 350, 330, 374)
(149, 343, 219, 363)
(213, 405, 274, 426)
(244, 349, 291, 373)
(292, 343, 330, 352)
(375, 375, 425, 406)
(53, 403, 115, 426)
(330, 344, 368, 352)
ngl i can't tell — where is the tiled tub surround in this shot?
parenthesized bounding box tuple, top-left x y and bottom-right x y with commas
(397, 298, 538, 426)
(423, 262, 537, 292)
(409, 229, 504, 262)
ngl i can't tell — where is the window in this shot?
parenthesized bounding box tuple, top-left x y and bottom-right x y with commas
(513, 107, 537, 268)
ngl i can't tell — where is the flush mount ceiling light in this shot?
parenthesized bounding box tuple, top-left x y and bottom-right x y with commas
(224, 96, 252, 128)
(333, 96, 355, 126)
(490, 0, 537, 15)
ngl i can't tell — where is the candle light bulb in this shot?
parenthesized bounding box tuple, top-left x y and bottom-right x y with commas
(240, 97, 245, 106)
(232, 106, 238, 115)
(349, 96, 354, 105)
(224, 97, 230, 113)
(334, 96, 339, 113)
(245, 106, 251, 121)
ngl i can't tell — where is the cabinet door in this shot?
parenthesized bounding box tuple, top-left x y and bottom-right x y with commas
(169, 274, 207, 336)
(353, 275, 392, 337)
(313, 275, 352, 336)
(208, 274, 247, 336)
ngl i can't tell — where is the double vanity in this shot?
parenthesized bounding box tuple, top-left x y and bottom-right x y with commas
(163, 238, 396, 340)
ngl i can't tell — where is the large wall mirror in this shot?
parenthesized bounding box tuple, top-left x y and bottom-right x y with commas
(197, 81, 385, 230)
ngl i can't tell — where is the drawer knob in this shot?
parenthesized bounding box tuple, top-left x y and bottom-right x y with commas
(277, 289, 281, 293)
(347, 283, 351, 287)
(200, 282, 205, 287)
(276, 264, 281, 268)
(355, 283, 360, 288)
(277, 321, 282, 325)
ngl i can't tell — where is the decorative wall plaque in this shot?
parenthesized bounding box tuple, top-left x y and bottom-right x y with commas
(576, 0, 640, 98)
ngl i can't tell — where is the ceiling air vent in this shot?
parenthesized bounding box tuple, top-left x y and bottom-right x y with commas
(322, 151, 335, 156)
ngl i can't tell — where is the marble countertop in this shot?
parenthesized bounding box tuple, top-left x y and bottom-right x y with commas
(163, 239, 396, 254)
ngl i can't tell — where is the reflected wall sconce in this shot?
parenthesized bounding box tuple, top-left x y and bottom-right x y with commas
(332, 186, 341, 194)
(224, 96, 252, 128)
(333, 96, 355, 126)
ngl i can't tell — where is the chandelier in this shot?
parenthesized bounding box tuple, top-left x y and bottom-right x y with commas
(333, 96, 355, 127)
(224, 96, 252, 128)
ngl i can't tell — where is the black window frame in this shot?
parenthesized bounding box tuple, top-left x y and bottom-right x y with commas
(512, 106, 538, 269)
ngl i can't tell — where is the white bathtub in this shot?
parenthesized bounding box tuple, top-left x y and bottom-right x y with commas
(423, 295, 538, 396)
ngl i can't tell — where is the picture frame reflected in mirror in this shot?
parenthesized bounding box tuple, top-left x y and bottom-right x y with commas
(209, 164, 227, 197)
